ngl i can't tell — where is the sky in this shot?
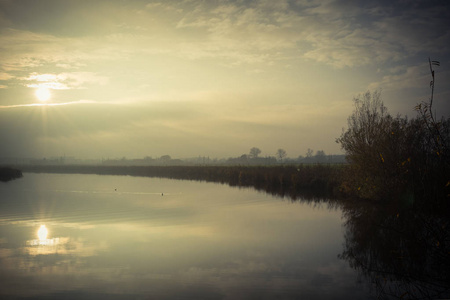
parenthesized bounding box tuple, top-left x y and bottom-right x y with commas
(0, 0, 449, 160)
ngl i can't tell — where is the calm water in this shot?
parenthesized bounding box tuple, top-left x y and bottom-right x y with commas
(0, 173, 372, 299)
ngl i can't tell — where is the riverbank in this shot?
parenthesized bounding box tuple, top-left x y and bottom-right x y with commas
(18, 164, 346, 200)
(0, 167, 23, 182)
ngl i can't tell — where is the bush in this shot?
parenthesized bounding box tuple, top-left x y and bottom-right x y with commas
(337, 90, 449, 210)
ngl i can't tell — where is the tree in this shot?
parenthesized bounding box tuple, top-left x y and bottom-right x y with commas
(306, 148, 314, 158)
(160, 155, 171, 162)
(276, 149, 287, 162)
(315, 150, 326, 163)
(336, 91, 397, 199)
(249, 147, 261, 159)
(337, 91, 389, 156)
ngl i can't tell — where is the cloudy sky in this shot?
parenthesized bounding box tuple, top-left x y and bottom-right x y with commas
(0, 0, 449, 160)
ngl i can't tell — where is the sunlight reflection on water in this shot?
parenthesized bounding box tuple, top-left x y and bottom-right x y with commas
(25, 224, 65, 255)
(37, 224, 48, 240)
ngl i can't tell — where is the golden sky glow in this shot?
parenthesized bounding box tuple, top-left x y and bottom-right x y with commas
(0, 0, 449, 159)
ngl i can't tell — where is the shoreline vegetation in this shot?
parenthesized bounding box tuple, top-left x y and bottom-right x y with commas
(0, 167, 23, 182)
(14, 160, 449, 215)
(18, 164, 345, 200)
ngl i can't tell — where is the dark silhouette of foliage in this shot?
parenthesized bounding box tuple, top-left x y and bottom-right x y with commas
(249, 147, 261, 158)
(337, 63, 449, 210)
(0, 167, 22, 182)
(276, 149, 287, 162)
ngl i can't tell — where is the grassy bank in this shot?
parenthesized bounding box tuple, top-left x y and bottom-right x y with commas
(19, 164, 346, 200)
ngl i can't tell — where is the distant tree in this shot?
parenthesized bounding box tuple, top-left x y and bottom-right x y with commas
(306, 148, 314, 158)
(160, 155, 171, 161)
(315, 150, 326, 163)
(315, 150, 325, 156)
(239, 154, 249, 164)
(276, 149, 287, 162)
(249, 147, 261, 159)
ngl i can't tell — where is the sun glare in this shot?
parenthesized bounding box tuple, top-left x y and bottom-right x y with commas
(35, 87, 51, 101)
(37, 225, 48, 241)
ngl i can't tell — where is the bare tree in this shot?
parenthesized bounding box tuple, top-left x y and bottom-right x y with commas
(276, 149, 287, 162)
(249, 147, 261, 159)
(306, 148, 314, 158)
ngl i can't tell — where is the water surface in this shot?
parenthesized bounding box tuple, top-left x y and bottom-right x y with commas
(0, 173, 371, 299)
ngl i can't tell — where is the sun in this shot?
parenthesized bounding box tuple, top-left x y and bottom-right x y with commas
(35, 87, 51, 101)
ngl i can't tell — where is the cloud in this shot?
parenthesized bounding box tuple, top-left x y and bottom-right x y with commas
(2, 1, 448, 71)
(62, 72, 109, 88)
(368, 64, 429, 92)
(169, 0, 449, 68)
(0, 100, 99, 109)
(0, 28, 138, 74)
(174, 1, 301, 64)
(0, 29, 62, 71)
(19, 72, 108, 91)
(0, 72, 14, 80)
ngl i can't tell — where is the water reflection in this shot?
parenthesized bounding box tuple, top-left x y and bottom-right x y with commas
(25, 225, 65, 257)
(37, 224, 48, 240)
(339, 200, 450, 299)
(0, 173, 369, 299)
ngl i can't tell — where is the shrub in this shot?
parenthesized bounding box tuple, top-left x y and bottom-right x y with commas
(337, 90, 449, 209)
